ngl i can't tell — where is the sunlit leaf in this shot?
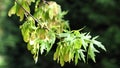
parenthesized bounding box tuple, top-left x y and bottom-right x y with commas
(49, 9, 54, 20)
(79, 49, 85, 62)
(88, 42, 99, 62)
(8, 3, 17, 16)
(60, 56, 64, 66)
(75, 51, 80, 65)
(22, 1, 30, 13)
(40, 40, 46, 54)
(27, 43, 33, 51)
(46, 31, 56, 53)
(74, 39, 82, 49)
(27, 0, 35, 5)
(92, 36, 106, 51)
(64, 53, 69, 62)
(20, 22, 30, 42)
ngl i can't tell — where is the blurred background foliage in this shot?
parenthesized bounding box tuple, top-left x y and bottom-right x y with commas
(0, 0, 120, 68)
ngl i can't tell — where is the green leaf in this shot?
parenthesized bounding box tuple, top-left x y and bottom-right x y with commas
(40, 40, 46, 54)
(8, 0, 31, 21)
(58, 33, 69, 38)
(27, 43, 33, 51)
(15, 0, 25, 21)
(27, 0, 35, 5)
(59, 11, 68, 19)
(53, 49, 58, 61)
(8, 3, 17, 16)
(34, 8, 43, 19)
(33, 42, 40, 63)
(69, 49, 74, 62)
(80, 34, 87, 50)
(22, 1, 30, 13)
(33, 49, 39, 63)
(35, 0, 41, 11)
(74, 39, 82, 49)
(88, 43, 99, 62)
(49, 9, 54, 20)
(75, 51, 80, 65)
(79, 49, 85, 62)
(20, 22, 30, 42)
(88, 44, 95, 62)
(64, 53, 69, 62)
(80, 33, 91, 50)
(36, 28, 46, 39)
(46, 31, 56, 53)
(60, 56, 64, 66)
(74, 30, 80, 36)
(16, 7, 24, 21)
(92, 36, 106, 51)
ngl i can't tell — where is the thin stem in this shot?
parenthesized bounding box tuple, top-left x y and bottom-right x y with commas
(15, 0, 39, 23)
(15, 0, 49, 30)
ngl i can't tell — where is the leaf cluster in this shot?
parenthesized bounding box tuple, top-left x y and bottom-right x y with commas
(8, 0, 106, 66)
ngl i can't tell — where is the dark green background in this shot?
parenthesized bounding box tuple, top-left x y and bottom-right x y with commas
(0, 0, 120, 68)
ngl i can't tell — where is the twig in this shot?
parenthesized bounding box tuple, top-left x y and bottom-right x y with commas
(15, 0, 50, 30)
(15, 0, 39, 23)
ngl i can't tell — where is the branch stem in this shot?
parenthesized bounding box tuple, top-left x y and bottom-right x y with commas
(15, 0, 39, 23)
(15, 0, 49, 30)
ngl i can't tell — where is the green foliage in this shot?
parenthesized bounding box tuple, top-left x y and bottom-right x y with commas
(54, 30, 106, 66)
(8, 0, 106, 66)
